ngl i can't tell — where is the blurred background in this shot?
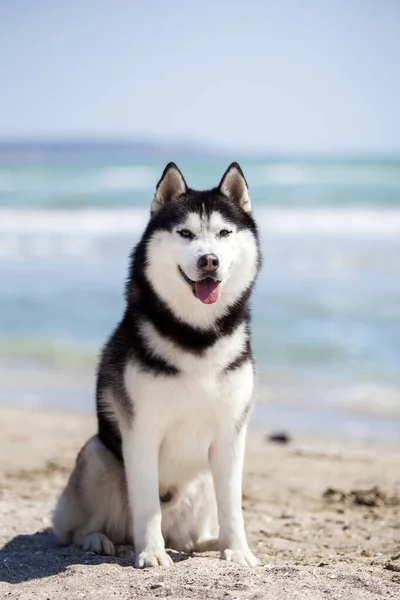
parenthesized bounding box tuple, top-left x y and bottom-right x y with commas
(1, 0, 399, 440)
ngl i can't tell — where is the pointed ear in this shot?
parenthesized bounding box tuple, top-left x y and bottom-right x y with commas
(151, 162, 187, 214)
(218, 162, 251, 213)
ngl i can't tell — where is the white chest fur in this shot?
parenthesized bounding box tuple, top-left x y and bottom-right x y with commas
(123, 324, 254, 488)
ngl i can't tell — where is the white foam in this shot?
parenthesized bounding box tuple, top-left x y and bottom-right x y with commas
(0, 208, 149, 234)
(327, 382, 400, 418)
(1, 208, 400, 238)
(257, 208, 400, 236)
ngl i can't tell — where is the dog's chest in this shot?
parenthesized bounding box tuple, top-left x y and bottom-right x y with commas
(139, 320, 248, 375)
(124, 338, 254, 485)
(127, 320, 250, 419)
(151, 365, 252, 486)
(126, 355, 250, 418)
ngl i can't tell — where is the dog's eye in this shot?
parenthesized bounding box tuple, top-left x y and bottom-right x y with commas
(219, 229, 232, 238)
(178, 229, 194, 240)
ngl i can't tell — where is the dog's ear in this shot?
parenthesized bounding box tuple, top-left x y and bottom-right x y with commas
(218, 162, 251, 213)
(152, 162, 187, 214)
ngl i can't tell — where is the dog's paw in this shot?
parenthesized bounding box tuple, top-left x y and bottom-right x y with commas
(221, 547, 259, 567)
(135, 549, 173, 568)
(82, 533, 115, 556)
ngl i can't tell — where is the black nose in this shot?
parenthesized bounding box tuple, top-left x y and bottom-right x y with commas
(198, 253, 219, 272)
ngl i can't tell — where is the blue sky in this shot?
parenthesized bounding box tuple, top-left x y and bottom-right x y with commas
(1, 0, 399, 153)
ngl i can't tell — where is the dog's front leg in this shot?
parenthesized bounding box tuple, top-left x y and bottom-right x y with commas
(210, 425, 258, 566)
(123, 426, 172, 568)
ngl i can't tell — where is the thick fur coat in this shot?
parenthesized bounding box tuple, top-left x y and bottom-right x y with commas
(53, 162, 261, 567)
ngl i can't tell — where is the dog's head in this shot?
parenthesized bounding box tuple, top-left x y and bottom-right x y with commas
(133, 162, 261, 327)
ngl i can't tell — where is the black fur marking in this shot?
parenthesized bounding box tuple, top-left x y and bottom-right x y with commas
(95, 313, 180, 462)
(136, 280, 251, 355)
(225, 339, 252, 372)
(235, 399, 253, 435)
(146, 190, 258, 236)
(97, 408, 123, 462)
(126, 313, 180, 376)
(96, 329, 130, 463)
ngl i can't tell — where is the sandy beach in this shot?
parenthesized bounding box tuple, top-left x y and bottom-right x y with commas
(0, 405, 399, 600)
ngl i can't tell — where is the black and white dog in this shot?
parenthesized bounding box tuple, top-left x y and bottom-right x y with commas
(53, 162, 262, 568)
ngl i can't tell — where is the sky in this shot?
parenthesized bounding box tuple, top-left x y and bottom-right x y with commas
(1, 0, 400, 154)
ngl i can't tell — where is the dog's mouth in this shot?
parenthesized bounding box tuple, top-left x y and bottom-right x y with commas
(178, 266, 221, 304)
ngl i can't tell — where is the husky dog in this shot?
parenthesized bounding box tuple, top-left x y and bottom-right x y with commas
(53, 162, 261, 568)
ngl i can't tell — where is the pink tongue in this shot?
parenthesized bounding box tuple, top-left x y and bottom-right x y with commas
(195, 278, 221, 304)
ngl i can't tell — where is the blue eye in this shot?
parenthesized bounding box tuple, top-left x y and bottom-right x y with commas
(178, 229, 194, 240)
(219, 229, 232, 238)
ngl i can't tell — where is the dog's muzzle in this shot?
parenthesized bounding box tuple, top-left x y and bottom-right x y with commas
(178, 266, 222, 305)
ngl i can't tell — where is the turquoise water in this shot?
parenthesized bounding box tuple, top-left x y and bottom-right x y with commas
(1, 146, 400, 436)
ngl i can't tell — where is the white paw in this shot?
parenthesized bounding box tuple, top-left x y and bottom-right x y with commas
(82, 533, 115, 556)
(135, 549, 173, 568)
(221, 547, 259, 567)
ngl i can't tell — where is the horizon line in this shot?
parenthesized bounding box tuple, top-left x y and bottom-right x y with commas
(0, 137, 400, 160)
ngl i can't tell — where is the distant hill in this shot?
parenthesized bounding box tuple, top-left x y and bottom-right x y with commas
(1, 140, 398, 165)
(0, 139, 217, 165)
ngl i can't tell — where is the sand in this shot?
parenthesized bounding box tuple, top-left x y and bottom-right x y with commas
(0, 405, 399, 600)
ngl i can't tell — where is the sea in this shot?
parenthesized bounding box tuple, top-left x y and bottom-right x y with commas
(1, 143, 399, 440)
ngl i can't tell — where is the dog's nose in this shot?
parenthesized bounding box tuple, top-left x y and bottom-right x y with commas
(198, 254, 219, 271)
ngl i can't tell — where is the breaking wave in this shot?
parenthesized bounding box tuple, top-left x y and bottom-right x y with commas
(1, 207, 400, 235)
